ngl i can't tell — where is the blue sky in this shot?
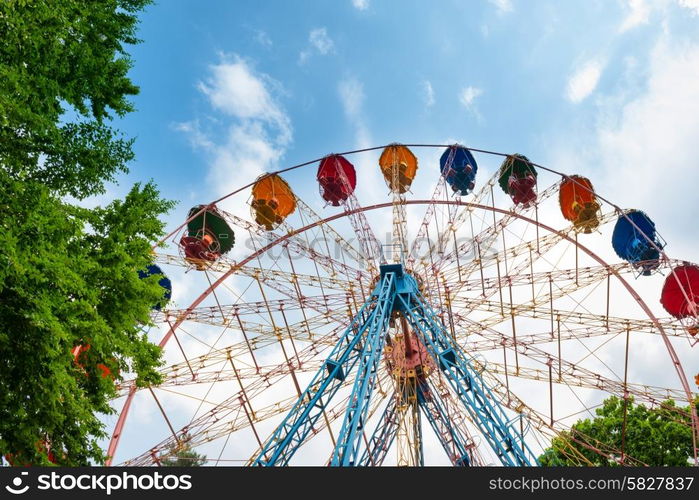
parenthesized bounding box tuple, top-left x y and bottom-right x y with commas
(114, 0, 699, 260)
(103, 0, 699, 464)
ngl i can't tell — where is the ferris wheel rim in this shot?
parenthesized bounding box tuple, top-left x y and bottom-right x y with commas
(155, 142, 696, 336)
(155, 143, 672, 273)
(107, 196, 699, 465)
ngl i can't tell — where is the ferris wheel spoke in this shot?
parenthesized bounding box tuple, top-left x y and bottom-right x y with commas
(471, 358, 647, 466)
(293, 198, 373, 271)
(435, 211, 620, 331)
(457, 315, 694, 413)
(442, 174, 560, 270)
(156, 293, 349, 322)
(150, 302, 351, 390)
(234, 264, 362, 312)
(465, 319, 685, 352)
(154, 253, 353, 293)
(464, 359, 645, 465)
(357, 393, 399, 466)
(435, 183, 559, 280)
(481, 361, 688, 404)
(223, 210, 367, 282)
(123, 390, 303, 466)
(459, 299, 686, 350)
(117, 317, 350, 400)
(409, 149, 497, 269)
(235, 265, 354, 291)
(417, 167, 501, 274)
(440, 207, 618, 289)
(324, 375, 392, 466)
(389, 192, 409, 263)
(151, 312, 334, 345)
(447, 262, 631, 295)
(463, 359, 559, 441)
(243, 372, 391, 466)
(121, 325, 352, 465)
(338, 192, 384, 274)
(117, 357, 327, 397)
(442, 262, 620, 322)
(421, 374, 484, 466)
(422, 223, 602, 331)
(449, 259, 687, 330)
(408, 174, 449, 265)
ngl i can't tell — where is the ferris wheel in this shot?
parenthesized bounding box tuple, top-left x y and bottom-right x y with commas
(106, 143, 699, 466)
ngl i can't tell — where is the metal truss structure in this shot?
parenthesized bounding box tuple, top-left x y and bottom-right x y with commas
(104, 144, 699, 467)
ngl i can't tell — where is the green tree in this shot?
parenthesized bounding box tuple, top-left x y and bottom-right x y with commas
(539, 396, 697, 466)
(0, 0, 174, 465)
(160, 439, 207, 467)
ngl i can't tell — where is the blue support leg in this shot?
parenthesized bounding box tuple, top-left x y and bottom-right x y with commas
(252, 296, 378, 466)
(251, 263, 538, 467)
(400, 294, 539, 466)
(330, 273, 396, 465)
(356, 395, 399, 466)
(417, 379, 476, 466)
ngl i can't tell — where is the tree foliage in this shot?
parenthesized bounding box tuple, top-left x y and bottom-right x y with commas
(539, 396, 697, 466)
(160, 438, 207, 467)
(0, 0, 174, 465)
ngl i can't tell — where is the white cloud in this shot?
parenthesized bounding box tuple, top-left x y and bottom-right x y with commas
(595, 40, 699, 244)
(459, 86, 483, 116)
(299, 27, 335, 64)
(550, 37, 699, 263)
(565, 59, 604, 103)
(488, 0, 513, 14)
(196, 56, 290, 143)
(173, 120, 213, 150)
(338, 78, 365, 121)
(422, 80, 435, 107)
(619, 0, 650, 32)
(207, 123, 276, 197)
(338, 77, 370, 148)
(309, 28, 334, 55)
(254, 30, 272, 48)
(678, 0, 699, 14)
(352, 0, 369, 10)
(178, 55, 292, 204)
(298, 50, 311, 65)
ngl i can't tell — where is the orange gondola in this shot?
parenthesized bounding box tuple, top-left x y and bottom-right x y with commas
(379, 144, 418, 194)
(559, 175, 600, 233)
(251, 174, 296, 230)
(72, 344, 116, 380)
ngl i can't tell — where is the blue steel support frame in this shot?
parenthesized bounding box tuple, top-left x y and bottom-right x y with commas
(253, 263, 538, 466)
(413, 401, 425, 466)
(399, 293, 539, 466)
(417, 380, 475, 466)
(356, 396, 399, 466)
(253, 271, 395, 466)
(252, 288, 378, 465)
(330, 272, 396, 465)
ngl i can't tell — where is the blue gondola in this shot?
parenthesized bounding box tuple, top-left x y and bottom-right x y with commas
(138, 264, 172, 310)
(440, 145, 478, 195)
(611, 210, 664, 275)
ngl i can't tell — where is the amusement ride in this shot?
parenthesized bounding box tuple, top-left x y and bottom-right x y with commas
(102, 144, 699, 466)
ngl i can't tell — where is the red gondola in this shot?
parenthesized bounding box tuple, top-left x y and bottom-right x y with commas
(317, 155, 357, 206)
(660, 264, 699, 335)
